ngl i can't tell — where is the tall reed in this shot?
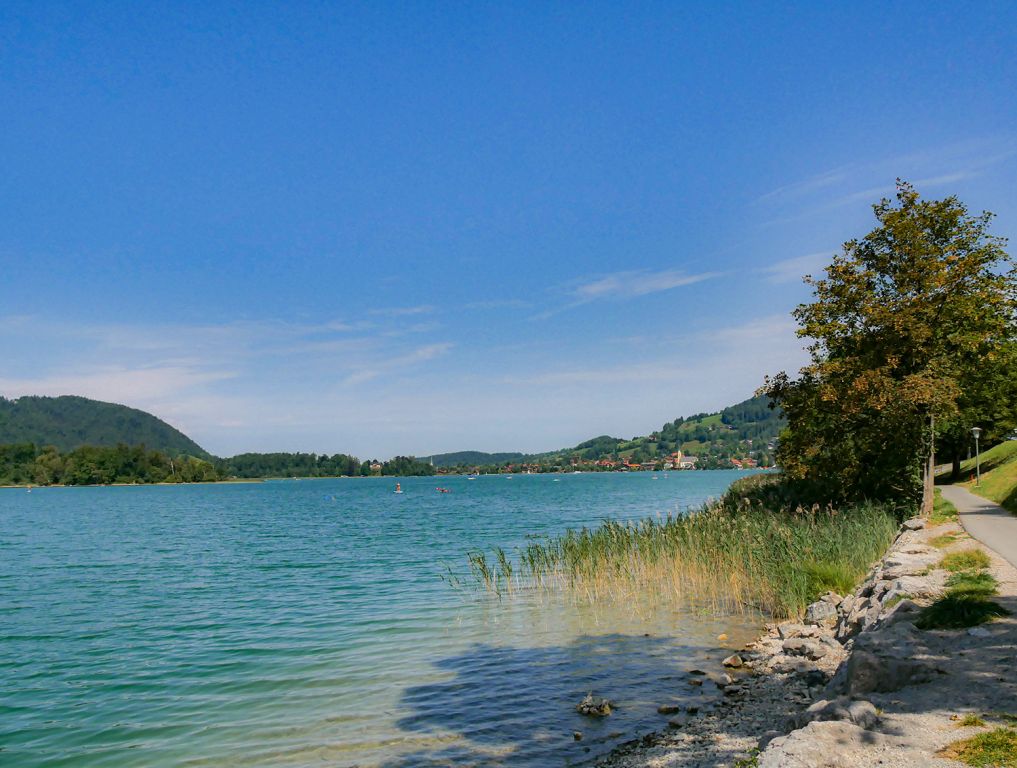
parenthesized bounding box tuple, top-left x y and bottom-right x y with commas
(471, 499, 898, 619)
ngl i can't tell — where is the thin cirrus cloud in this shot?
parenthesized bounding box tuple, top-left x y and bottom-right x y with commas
(573, 268, 722, 301)
(762, 252, 831, 284)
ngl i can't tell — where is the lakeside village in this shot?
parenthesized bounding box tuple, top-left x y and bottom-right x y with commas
(430, 449, 775, 476)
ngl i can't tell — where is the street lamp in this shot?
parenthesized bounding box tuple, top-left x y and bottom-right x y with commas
(971, 427, 982, 487)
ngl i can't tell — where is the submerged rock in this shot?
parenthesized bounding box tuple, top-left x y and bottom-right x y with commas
(576, 693, 612, 717)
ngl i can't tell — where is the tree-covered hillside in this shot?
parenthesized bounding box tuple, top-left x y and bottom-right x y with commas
(532, 394, 783, 468)
(0, 396, 210, 458)
(428, 451, 525, 468)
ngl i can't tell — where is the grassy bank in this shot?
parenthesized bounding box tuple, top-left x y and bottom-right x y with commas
(959, 441, 1017, 514)
(469, 478, 900, 620)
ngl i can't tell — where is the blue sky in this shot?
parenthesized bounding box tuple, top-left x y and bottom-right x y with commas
(1, 3, 1015, 458)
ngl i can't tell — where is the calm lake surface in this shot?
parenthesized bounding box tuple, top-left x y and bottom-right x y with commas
(1, 471, 762, 767)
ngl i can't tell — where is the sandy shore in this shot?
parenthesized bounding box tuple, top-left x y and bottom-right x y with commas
(598, 512, 1017, 767)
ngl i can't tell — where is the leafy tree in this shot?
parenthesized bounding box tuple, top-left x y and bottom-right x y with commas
(764, 181, 1015, 510)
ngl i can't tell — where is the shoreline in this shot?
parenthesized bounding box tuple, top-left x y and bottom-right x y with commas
(596, 507, 1017, 767)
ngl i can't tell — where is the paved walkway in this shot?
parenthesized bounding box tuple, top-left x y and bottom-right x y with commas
(940, 484, 1017, 569)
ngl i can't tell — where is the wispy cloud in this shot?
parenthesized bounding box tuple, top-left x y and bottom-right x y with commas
(463, 299, 532, 311)
(756, 165, 853, 203)
(761, 252, 830, 284)
(368, 304, 435, 317)
(573, 268, 721, 301)
(342, 342, 454, 385)
(758, 139, 1017, 221)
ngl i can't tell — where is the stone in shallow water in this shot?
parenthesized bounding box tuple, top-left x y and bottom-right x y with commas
(576, 693, 612, 717)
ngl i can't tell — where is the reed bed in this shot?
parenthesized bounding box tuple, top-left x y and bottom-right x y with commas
(468, 500, 898, 620)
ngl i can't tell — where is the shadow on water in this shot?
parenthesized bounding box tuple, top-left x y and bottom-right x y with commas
(378, 633, 732, 768)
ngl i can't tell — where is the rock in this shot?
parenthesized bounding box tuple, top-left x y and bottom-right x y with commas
(891, 573, 945, 599)
(717, 633, 728, 641)
(778, 623, 808, 639)
(791, 696, 879, 730)
(843, 648, 937, 695)
(576, 693, 612, 717)
(967, 626, 991, 637)
(688, 678, 703, 686)
(783, 637, 828, 660)
(902, 517, 925, 530)
(724, 684, 744, 696)
(803, 669, 828, 687)
(759, 720, 890, 768)
(686, 706, 699, 715)
(573, 731, 582, 741)
(805, 600, 838, 625)
(877, 598, 922, 628)
(667, 717, 683, 728)
(722, 654, 744, 668)
(657, 704, 681, 714)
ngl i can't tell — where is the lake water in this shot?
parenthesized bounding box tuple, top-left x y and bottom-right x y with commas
(1, 471, 762, 767)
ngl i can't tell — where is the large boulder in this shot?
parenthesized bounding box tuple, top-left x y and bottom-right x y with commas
(759, 720, 892, 768)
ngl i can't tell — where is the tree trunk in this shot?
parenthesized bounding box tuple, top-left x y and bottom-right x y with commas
(921, 413, 935, 517)
(951, 451, 961, 482)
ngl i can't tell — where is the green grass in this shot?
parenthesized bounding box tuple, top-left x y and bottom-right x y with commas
(915, 595, 1009, 630)
(471, 499, 899, 620)
(931, 488, 960, 525)
(916, 553, 1007, 630)
(940, 727, 1017, 767)
(931, 533, 961, 548)
(958, 714, 987, 728)
(941, 549, 992, 572)
(945, 571, 999, 599)
(961, 441, 1017, 515)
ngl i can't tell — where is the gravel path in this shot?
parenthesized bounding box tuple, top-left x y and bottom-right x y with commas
(941, 484, 1017, 568)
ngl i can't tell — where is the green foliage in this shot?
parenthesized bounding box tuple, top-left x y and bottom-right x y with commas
(941, 727, 1017, 766)
(763, 182, 1016, 505)
(940, 550, 992, 572)
(802, 561, 857, 597)
(0, 395, 210, 457)
(380, 456, 436, 476)
(0, 442, 218, 485)
(219, 452, 362, 478)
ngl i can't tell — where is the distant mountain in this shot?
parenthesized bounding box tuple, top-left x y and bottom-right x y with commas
(427, 450, 526, 468)
(0, 395, 210, 458)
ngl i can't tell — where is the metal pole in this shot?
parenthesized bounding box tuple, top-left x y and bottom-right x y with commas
(975, 435, 981, 487)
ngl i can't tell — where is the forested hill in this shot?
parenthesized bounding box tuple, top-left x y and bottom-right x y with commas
(0, 395, 210, 458)
(533, 394, 785, 469)
(428, 450, 525, 468)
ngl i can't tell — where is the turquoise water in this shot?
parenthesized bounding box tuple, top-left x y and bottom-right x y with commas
(1, 471, 760, 767)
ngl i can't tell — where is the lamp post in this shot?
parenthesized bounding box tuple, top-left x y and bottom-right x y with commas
(972, 427, 982, 487)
